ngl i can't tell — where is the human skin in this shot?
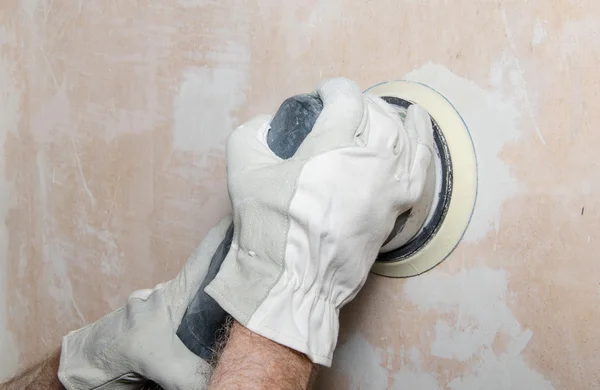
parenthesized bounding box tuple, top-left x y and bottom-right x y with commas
(0, 349, 63, 390)
(208, 321, 315, 390)
(0, 321, 314, 390)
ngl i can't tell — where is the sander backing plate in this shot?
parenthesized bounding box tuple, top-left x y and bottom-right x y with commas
(367, 81, 478, 277)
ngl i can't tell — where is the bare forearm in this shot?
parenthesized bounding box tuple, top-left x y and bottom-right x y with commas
(209, 322, 315, 390)
(0, 349, 63, 390)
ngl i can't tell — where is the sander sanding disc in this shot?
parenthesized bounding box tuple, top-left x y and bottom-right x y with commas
(368, 81, 477, 277)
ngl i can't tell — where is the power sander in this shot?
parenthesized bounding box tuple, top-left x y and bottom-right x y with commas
(145, 80, 477, 389)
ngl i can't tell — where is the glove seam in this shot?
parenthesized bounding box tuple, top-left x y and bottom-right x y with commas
(251, 269, 337, 360)
(251, 323, 333, 361)
(232, 159, 303, 317)
(205, 284, 252, 319)
(277, 268, 340, 306)
(228, 247, 340, 307)
(207, 286, 333, 362)
(59, 307, 128, 389)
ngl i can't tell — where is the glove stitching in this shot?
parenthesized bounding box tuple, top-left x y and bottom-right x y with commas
(251, 323, 333, 362)
(281, 269, 339, 306)
(205, 285, 251, 319)
(210, 286, 333, 362)
(235, 161, 304, 317)
(61, 307, 129, 389)
(241, 152, 365, 309)
(94, 372, 143, 389)
(231, 246, 340, 307)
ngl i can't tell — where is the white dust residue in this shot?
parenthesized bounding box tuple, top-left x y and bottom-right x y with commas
(532, 18, 547, 46)
(19, 0, 42, 18)
(21, 22, 90, 328)
(332, 334, 442, 390)
(177, 0, 213, 6)
(559, 16, 600, 55)
(0, 24, 21, 381)
(331, 333, 389, 390)
(390, 347, 442, 390)
(36, 152, 87, 326)
(404, 62, 520, 242)
(173, 43, 249, 154)
(403, 266, 554, 390)
(392, 371, 441, 390)
(500, 11, 546, 145)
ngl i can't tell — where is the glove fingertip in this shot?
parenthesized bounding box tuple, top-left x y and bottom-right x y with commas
(406, 104, 434, 146)
(310, 78, 365, 141)
(229, 114, 273, 147)
(227, 115, 277, 166)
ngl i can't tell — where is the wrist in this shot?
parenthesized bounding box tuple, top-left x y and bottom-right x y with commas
(209, 321, 315, 390)
(1, 349, 63, 390)
(208, 268, 340, 366)
(247, 269, 339, 366)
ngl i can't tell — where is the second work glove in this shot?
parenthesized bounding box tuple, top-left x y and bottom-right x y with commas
(58, 217, 232, 390)
(205, 78, 434, 366)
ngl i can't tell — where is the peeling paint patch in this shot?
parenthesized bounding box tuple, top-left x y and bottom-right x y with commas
(403, 266, 554, 390)
(405, 63, 520, 242)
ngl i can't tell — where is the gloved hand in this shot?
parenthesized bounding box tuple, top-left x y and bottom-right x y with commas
(58, 216, 232, 390)
(205, 78, 434, 366)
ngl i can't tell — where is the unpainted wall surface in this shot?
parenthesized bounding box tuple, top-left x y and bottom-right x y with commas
(1, 1, 599, 389)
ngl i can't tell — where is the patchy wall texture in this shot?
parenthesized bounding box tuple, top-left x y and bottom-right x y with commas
(1, 1, 599, 389)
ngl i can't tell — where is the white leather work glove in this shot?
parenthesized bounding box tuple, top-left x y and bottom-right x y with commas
(58, 216, 232, 390)
(205, 78, 434, 366)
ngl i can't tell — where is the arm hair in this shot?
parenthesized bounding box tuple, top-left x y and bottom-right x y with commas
(0, 349, 64, 390)
(208, 321, 316, 390)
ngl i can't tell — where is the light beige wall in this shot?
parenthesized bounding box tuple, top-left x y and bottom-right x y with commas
(1, 1, 599, 388)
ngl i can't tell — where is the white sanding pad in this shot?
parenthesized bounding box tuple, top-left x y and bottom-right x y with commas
(367, 81, 477, 277)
